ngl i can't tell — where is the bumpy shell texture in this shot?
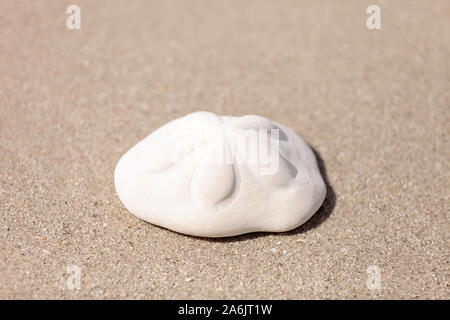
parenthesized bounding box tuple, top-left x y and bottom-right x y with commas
(114, 112, 326, 237)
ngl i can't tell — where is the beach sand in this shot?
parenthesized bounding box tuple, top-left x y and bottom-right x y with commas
(0, 0, 448, 299)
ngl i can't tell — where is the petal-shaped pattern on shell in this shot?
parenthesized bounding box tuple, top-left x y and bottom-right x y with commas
(246, 153, 297, 188)
(233, 130, 297, 188)
(190, 161, 236, 208)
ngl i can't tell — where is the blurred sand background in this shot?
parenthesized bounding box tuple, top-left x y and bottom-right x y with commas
(0, 0, 448, 299)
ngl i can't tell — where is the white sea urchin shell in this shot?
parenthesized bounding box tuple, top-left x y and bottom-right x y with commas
(114, 112, 326, 237)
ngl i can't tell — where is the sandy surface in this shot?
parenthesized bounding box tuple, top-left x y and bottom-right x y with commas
(0, 0, 448, 299)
